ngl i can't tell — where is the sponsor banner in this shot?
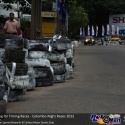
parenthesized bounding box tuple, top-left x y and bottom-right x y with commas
(92, 25, 95, 36)
(0, 114, 124, 125)
(80, 27, 83, 36)
(96, 25, 98, 36)
(107, 24, 110, 35)
(102, 24, 105, 36)
(112, 24, 116, 35)
(116, 25, 119, 35)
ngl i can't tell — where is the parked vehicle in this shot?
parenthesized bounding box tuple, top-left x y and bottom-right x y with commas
(111, 36, 121, 41)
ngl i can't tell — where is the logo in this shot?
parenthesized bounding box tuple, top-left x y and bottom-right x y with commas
(90, 114, 121, 125)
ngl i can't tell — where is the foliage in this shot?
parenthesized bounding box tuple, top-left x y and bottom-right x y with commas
(68, 5, 88, 37)
(42, 0, 53, 11)
(20, 18, 30, 31)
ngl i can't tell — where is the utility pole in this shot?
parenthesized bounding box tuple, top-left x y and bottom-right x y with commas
(30, 0, 42, 39)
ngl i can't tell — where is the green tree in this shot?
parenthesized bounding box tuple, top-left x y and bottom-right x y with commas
(68, 5, 88, 37)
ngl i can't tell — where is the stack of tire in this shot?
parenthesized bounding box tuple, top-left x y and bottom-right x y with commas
(4, 34, 29, 102)
(0, 32, 6, 63)
(48, 51, 66, 83)
(50, 37, 74, 80)
(26, 40, 54, 87)
(0, 62, 6, 114)
(37, 37, 66, 83)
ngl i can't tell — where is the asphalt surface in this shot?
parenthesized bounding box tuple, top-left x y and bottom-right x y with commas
(7, 44, 125, 113)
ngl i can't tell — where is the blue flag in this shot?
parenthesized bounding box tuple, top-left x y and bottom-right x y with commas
(61, 1, 67, 25)
(52, 0, 60, 11)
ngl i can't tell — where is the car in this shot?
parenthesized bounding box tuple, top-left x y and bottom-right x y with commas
(111, 36, 121, 41)
(84, 36, 95, 45)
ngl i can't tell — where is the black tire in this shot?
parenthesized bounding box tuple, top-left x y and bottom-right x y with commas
(6, 63, 28, 76)
(0, 84, 5, 100)
(8, 89, 24, 102)
(28, 51, 49, 59)
(27, 74, 36, 91)
(84, 42, 87, 45)
(67, 58, 73, 67)
(5, 36, 24, 50)
(48, 51, 64, 62)
(33, 66, 53, 78)
(54, 74, 65, 83)
(28, 41, 49, 51)
(5, 50, 26, 63)
(51, 61, 66, 75)
(0, 99, 6, 114)
(35, 76, 54, 87)
(0, 32, 5, 48)
(0, 64, 6, 82)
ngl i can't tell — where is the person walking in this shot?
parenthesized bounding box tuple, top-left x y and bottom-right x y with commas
(4, 12, 19, 35)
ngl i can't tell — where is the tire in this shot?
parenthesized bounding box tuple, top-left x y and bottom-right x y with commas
(5, 50, 26, 63)
(12, 75, 29, 89)
(0, 64, 6, 82)
(48, 51, 65, 62)
(26, 58, 50, 67)
(51, 61, 66, 75)
(33, 66, 53, 78)
(66, 49, 73, 58)
(0, 48, 5, 61)
(55, 39, 72, 50)
(27, 74, 36, 90)
(5, 36, 24, 50)
(67, 58, 74, 67)
(8, 89, 24, 102)
(65, 64, 74, 80)
(29, 51, 49, 59)
(28, 40, 49, 51)
(0, 84, 5, 100)
(0, 99, 6, 114)
(35, 76, 54, 87)
(84, 42, 87, 45)
(24, 38, 29, 49)
(0, 32, 5, 48)
(54, 74, 65, 83)
(6, 63, 28, 76)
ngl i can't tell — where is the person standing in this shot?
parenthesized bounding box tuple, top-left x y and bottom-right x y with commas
(4, 12, 19, 35)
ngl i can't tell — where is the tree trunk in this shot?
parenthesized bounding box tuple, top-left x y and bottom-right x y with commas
(30, 0, 42, 39)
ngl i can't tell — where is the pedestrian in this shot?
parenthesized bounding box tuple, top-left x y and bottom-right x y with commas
(3, 12, 19, 35)
(101, 37, 104, 45)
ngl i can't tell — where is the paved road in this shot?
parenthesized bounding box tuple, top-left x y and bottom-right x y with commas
(7, 44, 125, 113)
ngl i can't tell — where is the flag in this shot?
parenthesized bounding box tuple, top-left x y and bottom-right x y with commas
(87, 25, 90, 36)
(111, 24, 115, 35)
(116, 25, 119, 35)
(96, 25, 98, 36)
(52, 0, 60, 11)
(92, 25, 95, 36)
(83, 27, 85, 36)
(61, 1, 67, 25)
(80, 27, 83, 36)
(107, 24, 110, 35)
(102, 24, 105, 36)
